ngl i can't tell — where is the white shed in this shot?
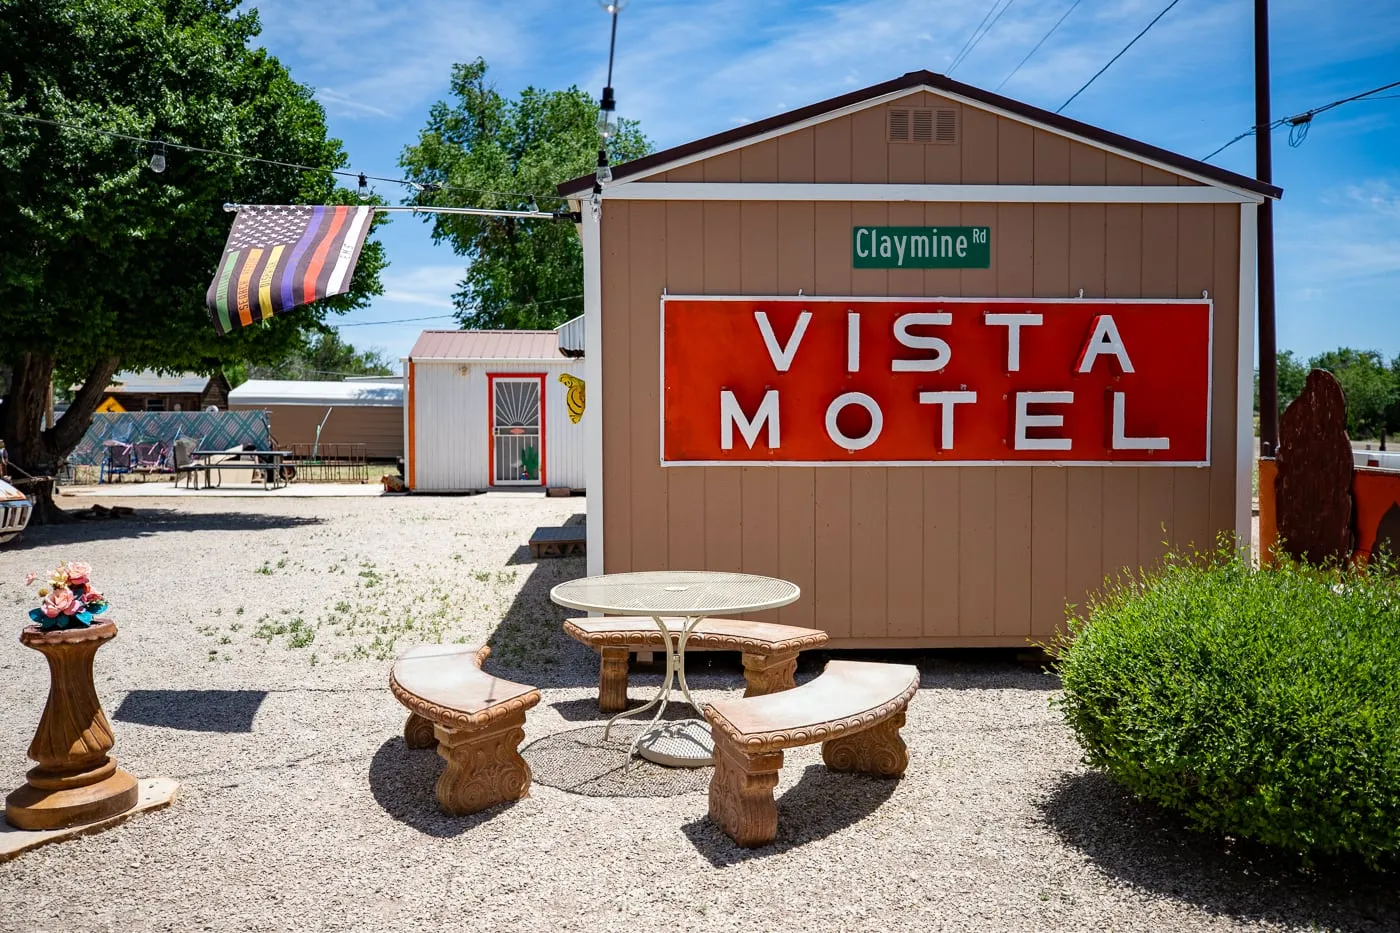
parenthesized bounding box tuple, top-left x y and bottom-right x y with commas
(405, 330, 586, 492)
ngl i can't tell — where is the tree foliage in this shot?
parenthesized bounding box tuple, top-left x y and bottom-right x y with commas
(226, 331, 394, 385)
(1259, 347, 1400, 440)
(400, 59, 650, 330)
(0, 0, 386, 515)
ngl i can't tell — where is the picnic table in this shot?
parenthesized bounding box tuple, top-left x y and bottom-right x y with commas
(184, 449, 292, 490)
(549, 571, 800, 767)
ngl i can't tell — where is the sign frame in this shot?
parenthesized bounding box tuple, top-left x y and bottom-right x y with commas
(658, 294, 1214, 469)
(853, 226, 992, 269)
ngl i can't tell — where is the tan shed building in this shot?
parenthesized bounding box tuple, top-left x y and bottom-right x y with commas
(228, 379, 403, 460)
(559, 70, 1280, 649)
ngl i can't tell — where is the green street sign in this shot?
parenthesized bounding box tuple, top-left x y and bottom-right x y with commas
(853, 226, 991, 269)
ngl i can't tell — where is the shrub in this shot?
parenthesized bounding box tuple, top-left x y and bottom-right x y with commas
(1053, 544, 1400, 868)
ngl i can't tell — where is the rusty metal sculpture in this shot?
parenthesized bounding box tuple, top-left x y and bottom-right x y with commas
(1276, 369, 1354, 565)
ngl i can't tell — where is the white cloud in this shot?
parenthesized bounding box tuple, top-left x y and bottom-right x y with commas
(248, 0, 527, 119)
(379, 264, 463, 309)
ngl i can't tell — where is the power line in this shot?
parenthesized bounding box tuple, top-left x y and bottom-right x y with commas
(947, 0, 1003, 75)
(336, 293, 584, 328)
(1057, 0, 1184, 114)
(995, 0, 1083, 92)
(950, 0, 1019, 76)
(0, 109, 564, 205)
(1201, 78, 1400, 161)
(335, 314, 457, 328)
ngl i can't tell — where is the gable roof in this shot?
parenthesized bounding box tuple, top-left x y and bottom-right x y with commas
(409, 330, 563, 360)
(559, 70, 1280, 200)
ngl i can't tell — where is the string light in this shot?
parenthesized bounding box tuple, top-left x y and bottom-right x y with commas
(594, 0, 624, 190)
(356, 172, 371, 201)
(0, 109, 561, 206)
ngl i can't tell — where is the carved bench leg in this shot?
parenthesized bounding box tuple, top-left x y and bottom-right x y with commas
(433, 709, 532, 816)
(742, 650, 798, 697)
(598, 646, 630, 713)
(708, 737, 783, 848)
(404, 712, 438, 749)
(821, 709, 909, 778)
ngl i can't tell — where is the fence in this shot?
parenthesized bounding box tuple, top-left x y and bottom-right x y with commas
(71, 411, 271, 466)
(285, 443, 371, 484)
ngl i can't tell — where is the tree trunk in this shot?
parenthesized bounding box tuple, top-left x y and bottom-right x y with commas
(0, 352, 121, 524)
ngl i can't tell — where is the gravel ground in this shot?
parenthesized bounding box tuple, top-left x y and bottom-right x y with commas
(0, 494, 1393, 933)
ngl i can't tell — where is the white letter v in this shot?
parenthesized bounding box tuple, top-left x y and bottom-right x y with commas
(754, 310, 812, 372)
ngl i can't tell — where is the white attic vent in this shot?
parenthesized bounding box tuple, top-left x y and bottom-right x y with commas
(888, 108, 910, 142)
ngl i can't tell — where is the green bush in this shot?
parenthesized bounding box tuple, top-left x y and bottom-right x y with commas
(1054, 545, 1400, 868)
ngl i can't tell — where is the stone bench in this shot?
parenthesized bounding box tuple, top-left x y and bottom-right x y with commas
(703, 659, 919, 847)
(563, 617, 829, 712)
(389, 643, 541, 816)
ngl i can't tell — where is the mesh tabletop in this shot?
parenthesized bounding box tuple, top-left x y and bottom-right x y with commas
(550, 571, 800, 617)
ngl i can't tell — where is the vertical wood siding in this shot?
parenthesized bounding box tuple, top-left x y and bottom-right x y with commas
(604, 91, 1242, 646)
(412, 359, 587, 492)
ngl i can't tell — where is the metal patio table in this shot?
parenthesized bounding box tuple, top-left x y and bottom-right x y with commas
(550, 571, 800, 768)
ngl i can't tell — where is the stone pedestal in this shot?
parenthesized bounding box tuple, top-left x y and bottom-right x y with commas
(4, 621, 138, 831)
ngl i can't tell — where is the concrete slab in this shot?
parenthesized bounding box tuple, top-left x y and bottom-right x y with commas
(61, 483, 386, 499)
(0, 777, 179, 862)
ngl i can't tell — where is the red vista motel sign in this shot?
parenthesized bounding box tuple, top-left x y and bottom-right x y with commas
(661, 296, 1212, 466)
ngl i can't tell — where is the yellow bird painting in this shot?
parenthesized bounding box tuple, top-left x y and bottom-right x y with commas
(559, 373, 585, 424)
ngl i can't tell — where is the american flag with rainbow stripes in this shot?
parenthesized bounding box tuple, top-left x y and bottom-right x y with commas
(206, 204, 374, 335)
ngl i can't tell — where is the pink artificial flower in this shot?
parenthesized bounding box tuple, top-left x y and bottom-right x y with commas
(66, 562, 91, 585)
(42, 586, 76, 619)
(82, 590, 105, 606)
(25, 572, 37, 586)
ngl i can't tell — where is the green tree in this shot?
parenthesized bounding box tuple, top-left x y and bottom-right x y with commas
(227, 331, 394, 385)
(1308, 348, 1397, 440)
(400, 59, 650, 329)
(1254, 350, 1309, 421)
(0, 0, 386, 519)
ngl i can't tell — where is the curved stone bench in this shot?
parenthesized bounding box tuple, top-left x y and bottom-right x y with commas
(703, 659, 919, 847)
(389, 643, 541, 816)
(563, 616, 829, 712)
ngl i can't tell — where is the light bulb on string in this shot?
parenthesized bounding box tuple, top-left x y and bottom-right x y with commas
(148, 142, 167, 174)
(596, 112, 618, 140)
(527, 198, 540, 214)
(597, 0, 627, 12)
(357, 172, 371, 201)
(595, 149, 612, 185)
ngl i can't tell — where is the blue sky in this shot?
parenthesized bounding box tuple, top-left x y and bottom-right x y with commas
(247, 0, 1400, 365)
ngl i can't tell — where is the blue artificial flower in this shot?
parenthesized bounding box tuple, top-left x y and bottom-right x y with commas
(29, 608, 44, 623)
(75, 611, 92, 624)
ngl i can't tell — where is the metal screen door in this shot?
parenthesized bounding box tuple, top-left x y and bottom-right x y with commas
(491, 376, 543, 485)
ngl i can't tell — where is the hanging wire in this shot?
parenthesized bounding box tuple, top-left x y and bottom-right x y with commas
(1057, 0, 1184, 113)
(994, 0, 1083, 92)
(0, 109, 565, 205)
(949, 0, 1018, 76)
(947, 0, 1003, 75)
(337, 293, 584, 328)
(1201, 78, 1400, 161)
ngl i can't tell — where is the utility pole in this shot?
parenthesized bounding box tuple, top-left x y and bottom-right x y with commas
(1255, 0, 1278, 456)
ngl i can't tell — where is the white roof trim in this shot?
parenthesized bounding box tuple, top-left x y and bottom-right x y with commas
(603, 83, 1263, 200)
(602, 183, 1260, 204)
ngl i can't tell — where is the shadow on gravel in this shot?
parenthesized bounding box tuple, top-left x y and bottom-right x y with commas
(681, 764, 899, 865)
(1039, 771, 1399, 933)
(114, 689, 268, 732)
(796, 648, 1061, 692)
(367, 738, 515, 837)
(10, 509, 325, 547)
